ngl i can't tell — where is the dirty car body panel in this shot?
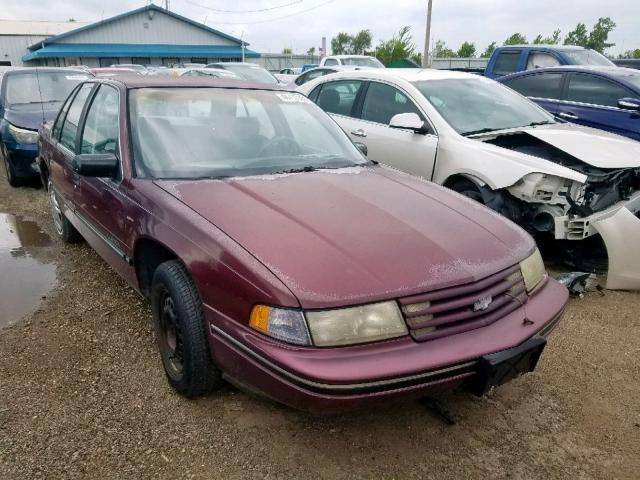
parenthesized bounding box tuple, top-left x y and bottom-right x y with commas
(39, 76, 568, 412)
(298, 69, 640, 290)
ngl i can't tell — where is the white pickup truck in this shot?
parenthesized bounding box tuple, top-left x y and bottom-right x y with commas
(319, 55, 385, 68)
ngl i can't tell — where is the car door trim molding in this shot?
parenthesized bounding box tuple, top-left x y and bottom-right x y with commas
(75, 209, 132, 265)
(209, 323, 477, 394)
(527, 96, 630, 113)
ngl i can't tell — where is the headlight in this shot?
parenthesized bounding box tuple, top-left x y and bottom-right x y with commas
(249, 305, 312, 346)
(8, 124, 38, 144)
(520, 248, 546, 292)
(306, 301, 407, 347)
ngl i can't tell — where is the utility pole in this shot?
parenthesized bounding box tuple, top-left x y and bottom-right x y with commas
(422, 0, 433, 68)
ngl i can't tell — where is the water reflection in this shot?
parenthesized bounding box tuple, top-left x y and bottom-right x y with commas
(0, 213, 57, 329)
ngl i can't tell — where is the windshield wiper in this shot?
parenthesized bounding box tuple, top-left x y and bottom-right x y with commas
(461, 127, 499, 137)
(523, 121, 555, 127)
(274, 166, 317, 174)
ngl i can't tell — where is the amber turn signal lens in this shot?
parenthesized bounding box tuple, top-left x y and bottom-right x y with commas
(250, 305, 271, 333)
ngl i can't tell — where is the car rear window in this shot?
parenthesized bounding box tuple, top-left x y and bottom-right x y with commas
(503, 72, 564, 100)
(493, 51, 521, 77)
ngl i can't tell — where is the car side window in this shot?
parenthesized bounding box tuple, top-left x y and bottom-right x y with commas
(493, 51, 520, 76)
(80, 85, 119, 156)
(566, 74, 634, 108)
(503, 73, 564, 100)
(294, 72, 309, 86)
(308, 84, 322, 102)
(59, 83, 93, 152)
(314, 80, 363, 117)
(526, 52, 560, 69)
(324, 58, 339, 66)
(52, 88, 77, 141)
(361, 81, 423, 125)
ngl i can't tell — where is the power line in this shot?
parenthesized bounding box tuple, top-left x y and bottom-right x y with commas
(177, 0, 337, 24)
(178, 0, 305, 14)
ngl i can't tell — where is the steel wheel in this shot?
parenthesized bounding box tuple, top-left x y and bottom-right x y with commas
(158, 290, 184, 378)
(48, 183, 64, 237)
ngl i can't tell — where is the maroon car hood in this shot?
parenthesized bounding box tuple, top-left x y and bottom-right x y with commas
(155, 167, 534, 309)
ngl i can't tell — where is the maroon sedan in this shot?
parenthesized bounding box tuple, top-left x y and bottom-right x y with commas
(38, 76, 568, 413)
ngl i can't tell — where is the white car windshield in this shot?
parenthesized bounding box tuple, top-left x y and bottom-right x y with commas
(563, 50, 615, 66)
(412, 78, 555, 136)
(341, 57, 385, 68)
(215, 65, 278, 84)
(5, 71, 89, 105)
(130, 88, 366, 179)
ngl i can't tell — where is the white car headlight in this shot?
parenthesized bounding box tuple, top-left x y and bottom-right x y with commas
(306, 301, 408, 347)
(249, 305, 312, 346)
(520, 248, 546, 292)
(9, 124, 38, 144)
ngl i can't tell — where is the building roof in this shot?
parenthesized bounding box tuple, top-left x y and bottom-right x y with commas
(28, 5, 247, 50)
(22, 43, 260, 62)
(0, 19, 90, 36)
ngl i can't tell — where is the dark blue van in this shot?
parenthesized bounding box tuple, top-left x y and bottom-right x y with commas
(499, 66, 640, 141)
(1, 67, 90, 186)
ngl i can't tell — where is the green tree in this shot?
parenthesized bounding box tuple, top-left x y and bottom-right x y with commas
(433, 40, 457, 58)
(282, 47, 293, 55)
(587, 17, 616, 52)
(481, 41, 498, 58)
(351, 30, 372, 55)
(307, 47, 316, 56)
(534, 29, 561, 45)
(564, 22, 589, 46)
(375, 26, 416, 65)
(619, 49, 640, 59)
(504, 33, 527, 45)
(457, 41, 476, 58)
(331, 32, 352, 55)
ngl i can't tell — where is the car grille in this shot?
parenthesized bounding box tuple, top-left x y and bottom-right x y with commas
(399, 265, 527, 342)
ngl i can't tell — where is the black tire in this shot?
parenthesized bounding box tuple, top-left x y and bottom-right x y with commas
(47, 180, 83, 243)
(1, 143, 22, 187)
(450, 179, 484, 203)
(151, 260, 222, 397)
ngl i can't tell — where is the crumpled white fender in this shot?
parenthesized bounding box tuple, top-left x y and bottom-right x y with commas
(592, 207, 640, 290)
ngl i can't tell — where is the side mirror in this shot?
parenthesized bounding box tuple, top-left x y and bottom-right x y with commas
(72, 153, 119, 178)
(389, 112, 430, 134)
(354, 142, 368, 157)
(618, 98, 640, 111)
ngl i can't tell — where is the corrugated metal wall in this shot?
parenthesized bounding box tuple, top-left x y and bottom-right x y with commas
(56, 11, 238, 46)
(0, 35, 48, 66)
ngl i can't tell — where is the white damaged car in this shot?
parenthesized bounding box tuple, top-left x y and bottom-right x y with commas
(297, 69, 640, 289)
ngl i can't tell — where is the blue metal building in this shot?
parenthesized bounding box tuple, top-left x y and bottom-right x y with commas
(22, 4, 260, 67)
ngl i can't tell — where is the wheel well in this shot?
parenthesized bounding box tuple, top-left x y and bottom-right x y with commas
(134, 239, 178, 299)
(39, 160, 49, 190)
(443, 175, 482, 194)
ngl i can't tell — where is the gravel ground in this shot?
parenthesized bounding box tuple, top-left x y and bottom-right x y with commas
(0, 174, 639, 480)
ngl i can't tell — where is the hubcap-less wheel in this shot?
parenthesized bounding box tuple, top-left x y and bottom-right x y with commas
(48, 183, 64, 236)
(159, 291, 184, 378)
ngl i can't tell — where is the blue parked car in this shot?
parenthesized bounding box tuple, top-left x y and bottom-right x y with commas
(1, 67, 90, 186)
(499, 66, 640, 141)
(484, 45, 615, 79)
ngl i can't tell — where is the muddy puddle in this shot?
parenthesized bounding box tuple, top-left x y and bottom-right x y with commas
(0, 213, 57, 329)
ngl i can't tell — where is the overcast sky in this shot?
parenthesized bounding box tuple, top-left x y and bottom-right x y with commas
(2, 0, 639, 56)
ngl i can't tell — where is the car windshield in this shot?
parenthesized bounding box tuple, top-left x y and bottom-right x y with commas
(130, 88, 366, 179)
(412, 78, 555, 136)
(5, 71, 89, 105)
(341, 57, 385, 68)
(563, 50, 615, 66)
(217, 65, 278, 84)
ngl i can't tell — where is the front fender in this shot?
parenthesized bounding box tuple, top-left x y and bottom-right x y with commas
(433, 136, 587, 189)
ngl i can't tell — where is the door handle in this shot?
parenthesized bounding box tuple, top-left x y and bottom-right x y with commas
(558, 112, 578, 120)
(351, 129, 367, 138)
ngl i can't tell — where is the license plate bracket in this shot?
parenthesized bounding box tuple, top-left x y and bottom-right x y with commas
(466, 335, 546, 396)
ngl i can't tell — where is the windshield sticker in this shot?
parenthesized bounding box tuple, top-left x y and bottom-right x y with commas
(65, 75, 89, 80)
(275, 93, 312, 104)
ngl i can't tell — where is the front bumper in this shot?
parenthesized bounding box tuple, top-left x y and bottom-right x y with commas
(205, 278, 568, 413)
(2, 141, 39, 178)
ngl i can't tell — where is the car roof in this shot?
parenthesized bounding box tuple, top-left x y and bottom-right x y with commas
(313, 68, 482, 82)
(498, 45, 588, 50)
(91, 75, 291, 91)
(325, 55, 377, 59)
(500, 65, 639, 80)
(3, 67, 90, 77)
